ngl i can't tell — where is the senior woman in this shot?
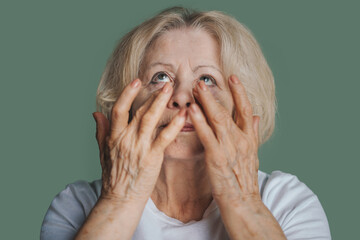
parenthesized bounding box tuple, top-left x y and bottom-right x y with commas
(41, 6, 331, 240)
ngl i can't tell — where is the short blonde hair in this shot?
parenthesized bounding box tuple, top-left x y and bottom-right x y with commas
(96, 6, 277, 146)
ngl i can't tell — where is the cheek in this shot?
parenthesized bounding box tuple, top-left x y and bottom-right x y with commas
(144, 82, 168, 93)
(211, 90, 234, 113)
(131, 89, 152, 115)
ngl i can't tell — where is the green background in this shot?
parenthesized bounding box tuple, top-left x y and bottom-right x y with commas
(1, 0, 359, 239)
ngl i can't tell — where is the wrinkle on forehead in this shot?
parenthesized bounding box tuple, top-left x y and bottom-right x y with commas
(140, 28, 222, 77)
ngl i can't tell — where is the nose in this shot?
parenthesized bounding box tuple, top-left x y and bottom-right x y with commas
(167, 83, 195, 109)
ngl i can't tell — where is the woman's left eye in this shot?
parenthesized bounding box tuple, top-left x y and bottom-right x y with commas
(199, 75, 216, 86)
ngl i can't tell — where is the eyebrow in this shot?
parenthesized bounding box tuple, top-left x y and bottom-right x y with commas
(148, 62, 223, 75)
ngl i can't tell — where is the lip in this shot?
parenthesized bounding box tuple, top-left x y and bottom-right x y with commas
(181, 122, 195, 132)
(159, 122, 195, 132)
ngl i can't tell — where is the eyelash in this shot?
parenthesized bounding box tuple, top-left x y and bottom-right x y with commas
(149, 71, 217, 87)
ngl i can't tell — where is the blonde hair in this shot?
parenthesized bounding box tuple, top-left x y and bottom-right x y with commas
(96, 6, 277, 146)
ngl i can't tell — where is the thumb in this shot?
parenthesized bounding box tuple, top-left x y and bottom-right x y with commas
(92, 112, 110, 153)
(252, 115, 260, 146)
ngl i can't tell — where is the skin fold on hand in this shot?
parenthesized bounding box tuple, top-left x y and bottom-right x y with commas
(93, 79, 186, 204)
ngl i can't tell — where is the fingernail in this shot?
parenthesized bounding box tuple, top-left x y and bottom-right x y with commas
(230, 75, 240, 84)
(178, 108, 187, 117)
(162, 83, 171, 93)
(198, 81, 208, 91)
(131, 79, 140, 88)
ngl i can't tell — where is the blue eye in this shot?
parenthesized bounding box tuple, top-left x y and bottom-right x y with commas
(199, 75, 216, 86)
(150, 72, 172, 84)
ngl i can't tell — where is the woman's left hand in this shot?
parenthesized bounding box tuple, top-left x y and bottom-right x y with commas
(189, 75, 286, 240)
(189, 74, 261, 203)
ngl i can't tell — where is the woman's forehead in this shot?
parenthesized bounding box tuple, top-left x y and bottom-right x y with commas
(143, 28, 221, 70)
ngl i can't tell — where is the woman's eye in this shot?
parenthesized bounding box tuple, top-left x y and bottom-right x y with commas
(199, 75, 216, 86)
(150, 72, 172, 84)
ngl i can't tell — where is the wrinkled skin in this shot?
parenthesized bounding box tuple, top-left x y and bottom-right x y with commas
(93, 80, 187, 204)
(91, 28, 286, 239)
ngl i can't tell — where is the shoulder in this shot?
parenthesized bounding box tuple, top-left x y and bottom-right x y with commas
(40, 179, 102, 239)
(62, 179, 102, 202)
(48, 179, 102, 217)
(258, 170, 331, 239)
(258, 170, 315, 204)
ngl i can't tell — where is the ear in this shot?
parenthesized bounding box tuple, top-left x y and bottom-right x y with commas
(252, 115, 260, 146)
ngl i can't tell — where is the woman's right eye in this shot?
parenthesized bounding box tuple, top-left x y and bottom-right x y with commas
(150, 72, 172, 84)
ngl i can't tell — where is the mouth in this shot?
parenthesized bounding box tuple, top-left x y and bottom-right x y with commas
(159, 122, 195, 132)
(181, 123, 195, 132)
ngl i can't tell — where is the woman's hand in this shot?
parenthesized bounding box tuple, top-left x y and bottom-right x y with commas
(76, 79, 187, 240)
(93, 79, 186, 204)
(188, 75, 286, 239)
(189, 75, 260, 202)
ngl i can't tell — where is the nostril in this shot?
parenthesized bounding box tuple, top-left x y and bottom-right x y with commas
(173, 102, 179, 107)
(186, 102, 191, 108)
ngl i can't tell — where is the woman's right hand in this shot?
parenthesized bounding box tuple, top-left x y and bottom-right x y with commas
(93, 78, 186, 205)
(75, 79, 185, 240)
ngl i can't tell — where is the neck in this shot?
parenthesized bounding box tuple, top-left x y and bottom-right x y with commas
(151, 155, 213, 223)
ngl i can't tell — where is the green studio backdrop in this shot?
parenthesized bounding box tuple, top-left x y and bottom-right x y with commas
(0, 0, 359, 239)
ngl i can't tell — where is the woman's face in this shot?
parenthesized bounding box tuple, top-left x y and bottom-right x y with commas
(133, 28, 234, 160)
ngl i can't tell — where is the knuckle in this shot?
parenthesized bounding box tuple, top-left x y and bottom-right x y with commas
(112, 105, 127, 120)
(138, 104, 148, 115)
(138, 124, 148, 137)
(107, 137, 116, 148)
(138, 116, 153, 135)
(158, 132, 172, 144)
(208, 154, 227, 170)
(132, 107, 144, 122)
(242, 105, 253, 117)
(212, 109, 230, 125)
(111, 106, 120, 119)
(156, 132, 173, 150)
(108, 146, 119, 161)
(141, 112, 153, 125)
(118, 138, 127, 150)
(234, 86, 243, 95)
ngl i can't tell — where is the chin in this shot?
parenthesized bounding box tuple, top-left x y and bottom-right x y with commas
(163, 134, 204, 160)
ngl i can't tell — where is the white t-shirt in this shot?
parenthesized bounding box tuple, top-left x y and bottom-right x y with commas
(40, 170, 331, 239)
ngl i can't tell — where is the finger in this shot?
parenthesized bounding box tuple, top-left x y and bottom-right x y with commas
(194, 81, 230, 136)
(93, 112, 110, 148)
(152, 108, 186, 152)
(138, 82, 173, 139)
(126, 86, 166, 134)
(229, 75, 254, 135)
(188, 103, 218, 150)
(110, 78, 142, 138)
